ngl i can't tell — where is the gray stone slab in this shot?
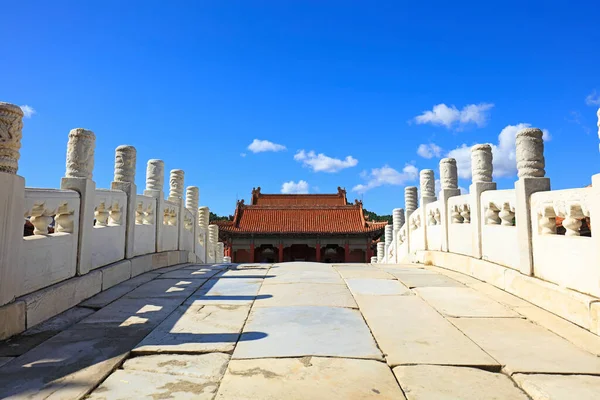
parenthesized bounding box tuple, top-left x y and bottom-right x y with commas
(125, 278, 206, 300)
(335, 267, 395, 280)
(233, 306, 383, 360)
(0, 327, 132, 399)
(158, 267, 222, 280)
(216, 357, 405, 399)
(254, 283, 357, 308)
(133, 305, 252, 355)
(0, 357, 13, 368)
(451, 318, 600, 374)
(77, 297, 182, 332)
(345, 278, 411, 296)
(88, 369, 217, 400)
(394, 272, 465, 288)
(264, 270, 344, 285)
(270, 261, 333, 271)
(215, 265, 271, 277)
(356, 295, 499, 368)
(513, 373, 600, 400)
(80, 272, 159, 309)
(468, 281, 534, 308)
(0, 306, 95, 357)
(415, 287, 521, 318)
(123, 353, 230, 380)
(153, 264, 188, 274)
(394, 365, 529, 400)
(185, 278, 263, 306)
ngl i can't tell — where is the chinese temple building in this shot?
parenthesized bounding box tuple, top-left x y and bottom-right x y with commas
(214, 187, 387, 263)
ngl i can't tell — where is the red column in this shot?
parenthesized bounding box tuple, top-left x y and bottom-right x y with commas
(366, 239, 372, 262)
(250, 242, 255, 263)
(278, 243, 284, 262)
(344, 242, 349, 262)
(316, 242, 321, 262)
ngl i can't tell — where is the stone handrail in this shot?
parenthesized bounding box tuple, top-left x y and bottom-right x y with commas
(374, 125, 600, 337)
(0, 101, 225, 340)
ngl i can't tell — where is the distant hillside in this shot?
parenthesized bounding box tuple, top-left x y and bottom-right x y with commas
(210, 212, 233, 222)
(363, 208, 392, 224)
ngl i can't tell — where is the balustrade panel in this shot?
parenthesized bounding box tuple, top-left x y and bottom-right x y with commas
(480, 189, 519, 269)
(133, 194, 156, 256)
(425, 200, 443, 251)
(19, 188, 80, 296)
(91, 189, 127, 269)
(530, 187, 595, 296)
(447, 194, 472, 256)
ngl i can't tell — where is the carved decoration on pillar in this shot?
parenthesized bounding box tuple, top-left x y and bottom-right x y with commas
(471, 144, 493, 183)
(113, 145, 136, 183)
(439, 158, 458, 190)
(405, 186, 418, 216)
(420, 169, 435, 198)
(516, 128, 546, 178)
(146, 159, 164, 191)
(65, 128, 95, 179)
(198, 206, 209, 228)
(393, 208, 405, 231)
(0, 102, 24, 174)
(186, 186, 199, 211)
(168, 169, 184, 202)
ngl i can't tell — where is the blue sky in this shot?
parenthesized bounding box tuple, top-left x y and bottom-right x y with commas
(3, 1, 599, 215)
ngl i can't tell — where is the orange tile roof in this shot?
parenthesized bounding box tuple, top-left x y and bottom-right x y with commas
(250, 186, 348, 206)
(215, 205, 387, 235)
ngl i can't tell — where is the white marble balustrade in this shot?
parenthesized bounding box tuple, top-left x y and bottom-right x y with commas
(19, 188, 80, 296)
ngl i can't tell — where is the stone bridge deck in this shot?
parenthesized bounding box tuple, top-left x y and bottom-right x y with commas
(1, 262, 600, 399)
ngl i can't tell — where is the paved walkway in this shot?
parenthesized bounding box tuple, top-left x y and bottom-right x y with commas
(1, 262, 600, 399)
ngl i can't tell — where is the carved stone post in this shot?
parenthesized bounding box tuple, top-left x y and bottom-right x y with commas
(392, 208, 405, 263)
(384, 224, 393, 264)
(404, 186, 418, 256)
(515, 128, 550, 275)
(144, 159, 164, 253)
(376, 241, 385, 263)
(185, 186, 199, 257)
(167, 169, 186, 251)
(61, 128, 96, 275)
(419, 169, 437, 252)
(0, 103, 25, 306)
(111, 145, 136, 259)
(168, 169, 184, 203)
(439, 158, 461, 252)
(196, 206, 209, 263)
(216, 242, 225, 263)
(207, 224, 219, 264)
(470, 144, 496, 259)
(370, 256, 378, 264)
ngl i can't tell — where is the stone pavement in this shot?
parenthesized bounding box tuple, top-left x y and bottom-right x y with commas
(1, 262, 600, 399)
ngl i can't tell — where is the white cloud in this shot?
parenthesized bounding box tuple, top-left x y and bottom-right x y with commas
(20, 105, 36, 118)
(417, 143, 443, 159)
(413, 103, 494, 129)
(281, 180, 309, 194)
(352, 164, 418, 194)
(585, 90, 600, 106)
(247, 139, 286, 153)
(240, 153, 247, 157)
(447, 123, 551, 179)
(294, 150, 358, 173)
